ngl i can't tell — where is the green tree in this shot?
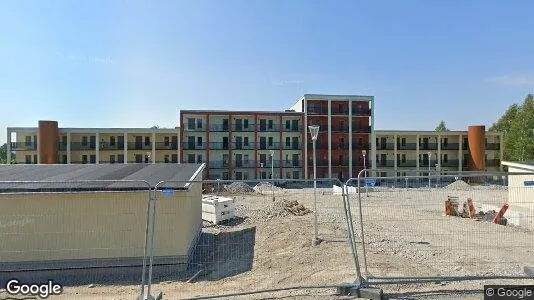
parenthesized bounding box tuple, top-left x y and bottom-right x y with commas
(0, 143, 15, 164)
(490, 94, 534, 161)
(435, 120, 450, 132)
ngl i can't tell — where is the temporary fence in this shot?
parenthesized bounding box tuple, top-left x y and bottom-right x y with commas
(345, 170, 534, 288)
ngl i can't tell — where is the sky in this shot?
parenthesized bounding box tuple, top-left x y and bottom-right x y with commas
(1, 0, 534, 144)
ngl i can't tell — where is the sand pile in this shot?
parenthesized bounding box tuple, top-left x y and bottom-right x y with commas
(253, 182, 283, 193)
(444, 180, 471, 190)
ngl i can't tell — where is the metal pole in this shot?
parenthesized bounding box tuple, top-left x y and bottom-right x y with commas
(313, 140, 318, 243)
(271, 152, 275, 201)
(363, 155, 368, 197)
(428, 153, 431, 188)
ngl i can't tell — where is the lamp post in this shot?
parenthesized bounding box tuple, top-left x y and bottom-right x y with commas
(362, 150, 368, 197)
(308, 125, 320, 245)
(427, 152, 431, 188)
(270, 149, 275, 201)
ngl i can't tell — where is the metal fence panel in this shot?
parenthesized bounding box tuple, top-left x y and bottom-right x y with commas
(345, 170, 534, 288)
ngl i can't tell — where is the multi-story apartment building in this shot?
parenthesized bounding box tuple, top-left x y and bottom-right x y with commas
(290, 94, 375, 181)
(374, 128, 504, 177)
(179, 110, 304, 180)
(7, 121, 180, 164)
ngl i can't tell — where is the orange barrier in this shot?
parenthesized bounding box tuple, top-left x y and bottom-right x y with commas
(492, 204, 509, 224)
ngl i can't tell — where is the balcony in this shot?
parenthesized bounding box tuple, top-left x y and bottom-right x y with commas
(58, 143, 68, 151)
(209, 160, 230, 169)
(155, 142, 178, 150)
(420, 160, 438, 167)
(352, 108, 371, 116)
(182, 143, 207, 150)
(420, 143, 438, 150)
(282, 125, 301, 132)
(440, 143, 459, 150)
(232, 124, 255, 132)
(257, 124, 280, 132)
(397, 143, 417, 150)
(331, 125, 349, 132)
(210, 124, 229, 132)
(440, 159, 459, 167)
(11, 142, 37, 151)
(486, 143, 501, 150)
(377, 160, 395, 168)
(307, 106, 328, 114)
(125, 142, 152, 150)
(209, 142, 230, 150)
(184, 125, 205, 132)
(99, 142, 125, 151)
(376, 143, 394, 150)
(331, 108, 349, 115)
(233, 160, 254, 168)
(486, 159, 501, 167)
(232, 142, 255, 150)
(396, 160, 417, 168)
(71, 142, 96, 151)
(257, 142, 280, 150)
(281, 160, 302, 168)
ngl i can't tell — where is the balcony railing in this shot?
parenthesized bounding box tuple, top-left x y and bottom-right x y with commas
(257, 142, 280, 150)
(209, 142, 230, 150)
(397, 143, 417, 150)
(232, 124, 255, 132)
(209, 160, 230, 169)
(126, 142, 151, 150)
(281, 160, 302, 168)
(331, 108, 349, 115)
(377, 160, 395, 168)
(396, 160, 417, 168)
(210, 124, 229, 132)
(71, 142, 96, 151)
(257, 125, 280, 132)
(233, 160, 254, 168)
(486, 143, 501, 150)
(184, 126, 205, 132)
(376, 143, 394, 150)
(282, 143, 302, 150)
(11, 142, 37, 151)
(307, 106, 328, 114)
(420, 143, 438, 150)
(99, 142, 124, 150)
(420, 160, 438, 167)
(232, 142, 255, 150)
(282, 125, 301, 132)
(58, 143, 68, 151)
(441, 143, 459, 150)
(182, 143, 207, 150)
(155, 142, 179, 150)
(352, 108, 371, 116)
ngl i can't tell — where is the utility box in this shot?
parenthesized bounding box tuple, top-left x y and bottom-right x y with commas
(201, 195, 236, 224)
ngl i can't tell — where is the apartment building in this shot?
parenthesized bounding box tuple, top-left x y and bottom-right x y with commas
(7, 121, 180, 164)
(290, 94, 375, 181)
(375, 127, 504, 177)
(180, 110, 304, 180)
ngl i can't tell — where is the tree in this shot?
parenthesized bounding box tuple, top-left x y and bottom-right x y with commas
(0, 143, 15, 164)
(435, 120, 450, 132)
(489, 94, 534, 161)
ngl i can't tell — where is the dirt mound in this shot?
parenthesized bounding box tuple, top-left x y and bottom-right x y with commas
(253, 182, 283, 193)
(444, 180, 471, 190)
(224, 182, 254, 194)
(283, 200, 311, 216)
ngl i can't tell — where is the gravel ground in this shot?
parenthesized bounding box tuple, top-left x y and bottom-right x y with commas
(3, 184, 533, 299)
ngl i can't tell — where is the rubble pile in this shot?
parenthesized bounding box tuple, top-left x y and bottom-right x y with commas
(224, 182, 254, 194)
(283, 200, 311, 216)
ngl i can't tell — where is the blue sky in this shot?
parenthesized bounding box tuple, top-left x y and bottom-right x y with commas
(1, 0, 534, 144)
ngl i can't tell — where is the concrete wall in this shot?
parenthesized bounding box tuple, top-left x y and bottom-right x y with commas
(507, 166, 534, 209)
(0, 184, 202, 269)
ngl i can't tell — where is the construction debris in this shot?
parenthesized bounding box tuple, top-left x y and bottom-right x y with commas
(224, 182, 254, 194)
(444, 180, 471, 190)
(445, 196, 508, 226)
(253, 182, 283, 194)
(283, 200, 311, 216)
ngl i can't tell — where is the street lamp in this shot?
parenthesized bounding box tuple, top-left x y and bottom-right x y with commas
(308, 125, 320, 245)
(362, 150, 368, 197)
(427, 152, 431, 188)
(270, 149, 275, 201)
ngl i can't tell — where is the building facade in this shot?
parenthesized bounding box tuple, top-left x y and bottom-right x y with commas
(7, 121, 180, 164)
(374, 128, 504, 177)
(290, 94, 375, 181)
(179, 110, 305, 180)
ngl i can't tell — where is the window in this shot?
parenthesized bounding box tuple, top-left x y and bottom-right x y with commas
(144, 136, 150, 146)
(110, 136, 116, 146)
(259, 119, 267, 131)
(171, 154, 178, 163)
(62, 155, 67, 164)
(235, 172, 243, 180)
(244, 154, 249, 165)
(443, 154, 448, 163)
(443, 138, 448, 147)
(291, 120, 299, 131)
(197, 155, 202, 163)
(25, 136, 32, 146)
(286, 137, 290, 147)
(244, 119, 249, 129)
(164, 136, 170, 146)
(261, 172, 267, 179)
(110, 155, 116, 164)
(222, 172, 229, 180)
(223, 154, 229, 166)
(25, 155, 31, 164)
(164, 155, 169, 163)
(61, 136, 67, 147)
(187, 154, 195, 163)
(187, 118, 195, 130)
(286, 172, 291, 179)
(82, 155, 88, 164)
(268, 120, 273, 129)
(243, 172, 249, 180)
(33, 155, 38, 164)
(244, 137, 249, 147)
(135, 154, 143, 163)
(197, 119, 203, 129)
(82, 136, 88, 146)
(268, 137, 273, 147)
(90, 155, 96, 164)
(118, 155, 124, 163)
(292, 171, 300, 179)
(197, 137, 203, 147)
(402, 154, 406, 163)
(401, 138, 406, 146)
(286, 120, 290, 129)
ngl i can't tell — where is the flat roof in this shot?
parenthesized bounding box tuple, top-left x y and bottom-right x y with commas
(8, 127, 179, 134)
(180, 110, 302, 115)
(0, 163, 205, 193)
(501, 161, 534, 172)
(375, 130, 503, 135)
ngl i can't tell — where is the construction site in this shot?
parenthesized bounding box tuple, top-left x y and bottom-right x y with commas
(28, 175, 534, 300)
